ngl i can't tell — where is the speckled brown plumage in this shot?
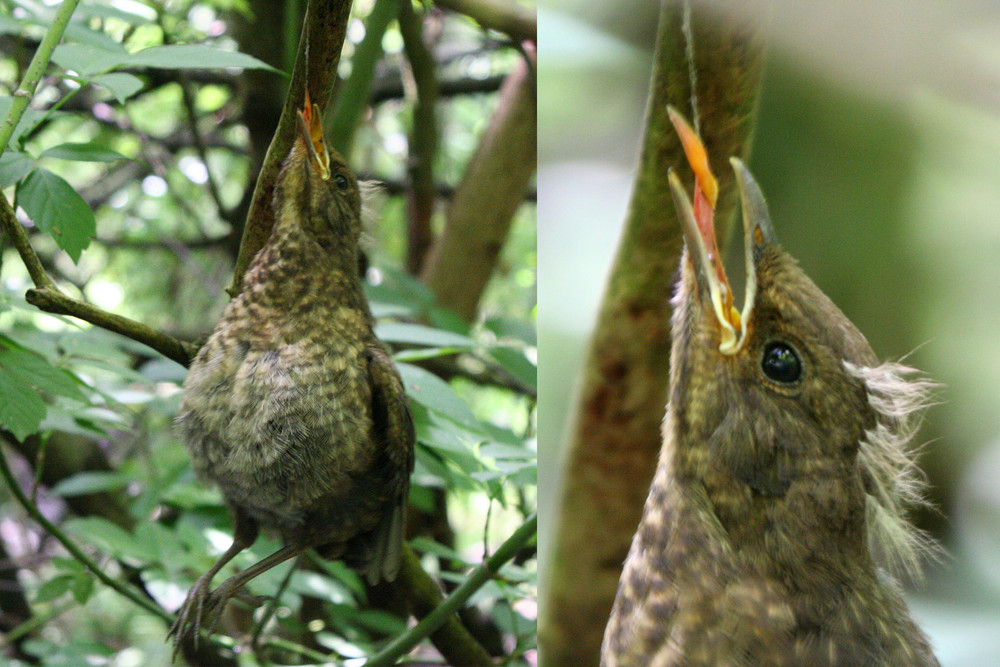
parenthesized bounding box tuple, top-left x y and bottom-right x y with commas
(601, 131, 938, 666)
(169, 99, 413, 650)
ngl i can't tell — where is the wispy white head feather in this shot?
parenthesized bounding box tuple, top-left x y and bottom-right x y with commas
(844, 360, 941, 580)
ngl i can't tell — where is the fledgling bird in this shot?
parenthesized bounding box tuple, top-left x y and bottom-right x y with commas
(169, 92, 414, 650)
(601, 110, 939, 666)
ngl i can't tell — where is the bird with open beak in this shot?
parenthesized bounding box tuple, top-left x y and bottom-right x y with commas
(601, 110, 939, 666)
(170, 90, 413, 654)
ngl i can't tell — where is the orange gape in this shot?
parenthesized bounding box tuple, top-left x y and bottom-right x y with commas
(667, 107, 740, 331)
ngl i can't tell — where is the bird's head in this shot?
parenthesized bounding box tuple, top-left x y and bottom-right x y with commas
(666, 109, 934, 579)
(273, 90, 362, 244)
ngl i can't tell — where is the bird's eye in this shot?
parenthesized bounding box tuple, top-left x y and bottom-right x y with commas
(761, 341, 802, 385)
(334, 174, 349, 191)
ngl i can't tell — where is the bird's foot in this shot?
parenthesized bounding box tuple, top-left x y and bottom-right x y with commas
(168, 574, 234, 657)
(168, 575, 273, 659)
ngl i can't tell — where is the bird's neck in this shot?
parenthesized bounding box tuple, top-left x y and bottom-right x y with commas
(241, 221, 370, 316)
(661, 410, 874, 598)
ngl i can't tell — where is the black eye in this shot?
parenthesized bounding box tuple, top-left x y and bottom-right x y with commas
(334, 174, 349, 191)
(761, 341, 801, 384)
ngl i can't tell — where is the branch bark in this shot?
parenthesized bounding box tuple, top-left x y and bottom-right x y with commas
(330, 0, 400, 157)
(420, 51, 536, 321)
(399, 0, 440, 275)
(540, 3, 766, 665)
(229, 0, 354, 294)
(431, 0, 536, 44)
(0, 175, 198, 367)
(372, 514, 537, 665)
(0, 0, 80, 156)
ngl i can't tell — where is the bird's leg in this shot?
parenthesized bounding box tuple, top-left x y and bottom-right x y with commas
(169, 507, 258, 654)
(177, 541, 310, 651)
(205, 542, 309, 613)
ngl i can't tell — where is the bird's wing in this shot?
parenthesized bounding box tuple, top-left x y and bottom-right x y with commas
(362, 345, 415, 584)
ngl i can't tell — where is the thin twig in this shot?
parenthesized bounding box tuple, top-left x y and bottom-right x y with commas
(420, 53, 536, 322)
(0, 0, 81, 155)
(367, 513, 537, 665)
(250, 554, 300, 652)
(177, 75, 232, 220)
(431, 0, 536, 43)
(0, 449, 171, 622)
(0, 448, 338, 663)
(398, 0, 440, 275)
(369, 73, 505, 105)
(0, 193, 54, 290)
(23, 286, 198, 367)
(330, 0, 400, 157)
(0, 598, 75, 648)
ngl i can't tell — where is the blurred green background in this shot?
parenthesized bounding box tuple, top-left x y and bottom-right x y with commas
(538, 1, 1000, 664)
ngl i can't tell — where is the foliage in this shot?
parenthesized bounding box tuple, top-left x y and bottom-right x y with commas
(0, 0, 536, 664)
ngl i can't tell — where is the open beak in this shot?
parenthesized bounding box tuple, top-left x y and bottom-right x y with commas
(667, 108, 775, 356)
(296, 90, 331, 181)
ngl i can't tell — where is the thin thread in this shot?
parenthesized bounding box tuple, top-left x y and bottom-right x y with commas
(681, 0, 701, 135)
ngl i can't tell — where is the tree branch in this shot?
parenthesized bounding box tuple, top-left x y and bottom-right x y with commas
(0, 0, 80, 155)
(228, 0, 354, 295)
(420, 50, 536, 321)
(177, 74, 231, 219)
(330, 0, 400, 157)
(24, 287, 197, 367)
(431, 0, 536, 44)
(369, 514, 536, 665)
(541, 3, 766, 664)
(399, 0, 440, 275)
(0, 448, 171, 622)
(370, 72, 506, 105)
(0, 186, 198, 366)
(0, 445, 347, 664)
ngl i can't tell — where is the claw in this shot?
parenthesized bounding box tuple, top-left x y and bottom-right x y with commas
(168, 574, 217, 658)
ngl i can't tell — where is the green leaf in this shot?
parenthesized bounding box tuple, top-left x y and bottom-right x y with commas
(0, 16, 25, 36)
(17, 168, 95, 262)
(479, 441, 535, 461)
(90, 73, 144, 103)
(74, 2, 157, 26)
(375, 322, 475, 349)
(0, 335, 87, 400)
(370, 302, 412, 319)
(124, 45, 280, 73)
(51, 43, 128, 78)
(51, 556, 85, 576)
(50, 471, 129, 497)
(485, 316, 536, 346)
(472, 460, 537, 485)
(70, 570, 95, 604)
(392, 347, 464, 362)
(0, 150, 35, 187)
(161, 481, 222, 508)
(34, 574, 74, 604)
(409, 536, 468, 563)
(488, 345, 537, 393)
(0, 97, 51, 147)
(38, 405, 107, 437)
(414, 446, 478, 491)
(0, 366, 47, 440)
(397, 363, 479, 428)
(63, 517, 154, 565)
(41, 142, 131, 163)
(351, 609, 408, 635)
(287, 571, 352, 605)
(134, 522, 187, 570)
(62, 22, 127, 53)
